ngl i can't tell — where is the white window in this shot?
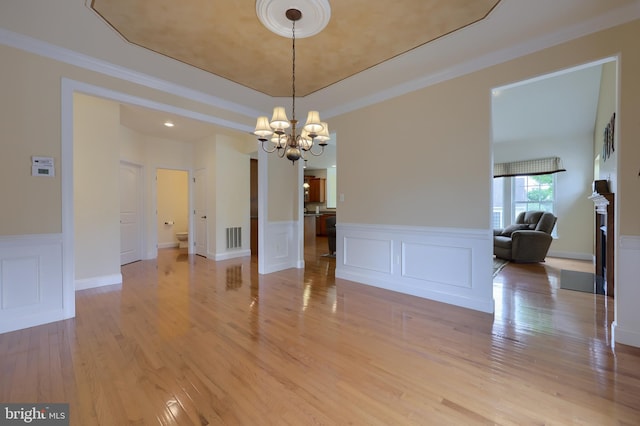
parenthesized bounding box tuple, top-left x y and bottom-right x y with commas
(512, 174, 555, 219)
(493, 173, 557, 234)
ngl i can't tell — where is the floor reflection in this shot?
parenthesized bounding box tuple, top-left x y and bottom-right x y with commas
(225, 264, 243, 291)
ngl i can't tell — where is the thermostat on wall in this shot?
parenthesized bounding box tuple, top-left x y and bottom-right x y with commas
(32, 156, 55, 177)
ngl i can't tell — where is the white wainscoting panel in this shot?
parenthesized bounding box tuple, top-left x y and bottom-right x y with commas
(261, 221, 301, 274)
(336, 223, 494, 313)
(403, 243, 472, 289)
(612, 235, 640, 348)
(344, 237, 393, 273)
(0, 234, 71, 334)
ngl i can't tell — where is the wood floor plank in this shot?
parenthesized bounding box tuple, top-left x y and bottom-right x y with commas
(1, 243, 639, 424)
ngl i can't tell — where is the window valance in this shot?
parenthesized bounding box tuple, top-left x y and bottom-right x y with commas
(493, 157, 566, 178)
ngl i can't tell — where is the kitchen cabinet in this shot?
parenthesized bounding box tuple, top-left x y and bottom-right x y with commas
(307, 178, 326, 203)
(316, 213, 335, 236)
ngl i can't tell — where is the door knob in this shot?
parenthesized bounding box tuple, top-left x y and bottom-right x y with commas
(201, 216, 207, 219)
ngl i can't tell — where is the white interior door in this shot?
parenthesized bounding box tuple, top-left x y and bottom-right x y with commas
(195, 168, 208, 257)
(120, 162, 143, 265)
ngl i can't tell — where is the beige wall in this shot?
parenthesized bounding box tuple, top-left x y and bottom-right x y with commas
(267, 153, 300, 222)
(0, 46, 63, 235)
(215, 135, 251, 251)
(594, 61, 618, 190)
(0, 43, 255, 238)
(157, 169, 189, 246)
(333, 20, 640, 236)
(333, 73, 492, 228)
(73, 93, 121, 280)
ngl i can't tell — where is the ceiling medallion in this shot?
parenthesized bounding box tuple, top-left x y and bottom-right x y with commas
(256, 0, 331, 38)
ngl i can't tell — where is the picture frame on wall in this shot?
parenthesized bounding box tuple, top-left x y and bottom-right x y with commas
(602, 112, 615, 161)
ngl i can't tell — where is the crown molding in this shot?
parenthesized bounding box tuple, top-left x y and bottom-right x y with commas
(0, 27, 263, 122)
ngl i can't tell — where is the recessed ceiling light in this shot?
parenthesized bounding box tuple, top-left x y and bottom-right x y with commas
(164, 121, 174, 127)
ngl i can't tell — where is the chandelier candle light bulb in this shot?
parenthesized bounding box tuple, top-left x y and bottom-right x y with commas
(254, 7, 330, 164)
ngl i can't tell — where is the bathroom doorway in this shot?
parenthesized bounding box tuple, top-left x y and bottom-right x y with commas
(156, 168, 189, 251)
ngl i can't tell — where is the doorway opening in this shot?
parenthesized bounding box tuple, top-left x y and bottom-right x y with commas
(156, 168, 189, 252)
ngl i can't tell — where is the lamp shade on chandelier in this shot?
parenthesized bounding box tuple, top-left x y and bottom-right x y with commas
(254, 8, 330, 164)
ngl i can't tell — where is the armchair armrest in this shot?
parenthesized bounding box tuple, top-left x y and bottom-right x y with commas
(511, 230, 553, 263)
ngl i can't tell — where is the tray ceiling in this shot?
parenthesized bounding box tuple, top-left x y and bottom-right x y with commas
(90, 0, 500, 97)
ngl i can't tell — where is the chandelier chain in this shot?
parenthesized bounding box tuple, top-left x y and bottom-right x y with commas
(291, 19, 296, 122)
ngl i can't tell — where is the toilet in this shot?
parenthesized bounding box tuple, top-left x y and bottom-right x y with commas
(176, 232, 188, 249)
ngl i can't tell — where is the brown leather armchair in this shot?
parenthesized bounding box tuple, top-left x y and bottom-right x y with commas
(494, 211, 557, 263)
(326, 216, 336, 255)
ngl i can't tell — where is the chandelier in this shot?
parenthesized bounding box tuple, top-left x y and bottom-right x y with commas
(254, 8, 330, 164)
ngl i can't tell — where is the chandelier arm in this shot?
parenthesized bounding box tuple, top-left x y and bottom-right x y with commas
(305, 142, 326, 157)
(260, 141, 279, 154)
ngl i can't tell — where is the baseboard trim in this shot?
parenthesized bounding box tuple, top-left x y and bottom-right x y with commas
(75, 273, 123, 291)
(612, 321, 640, 348)
(547, 250, 593, 261)
(158, 242, 179, 249)
(214, 249, 251, 261)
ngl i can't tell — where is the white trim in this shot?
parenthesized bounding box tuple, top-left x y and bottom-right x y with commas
(335, 223, 494, 313)
(261, 220, 301, 274)
(214, 249, 252, 261)
(61, 80, 75, 320)
(547, 250, 593, 261)
(75, 274, 123, 291)
(158, 242, 179, 249)
(62, 79, 254, 134)
(613, 235, 640, 348)
(336, 222, 490, 239)
(612, 322, 640, 349)
(0, 233, 62, 245)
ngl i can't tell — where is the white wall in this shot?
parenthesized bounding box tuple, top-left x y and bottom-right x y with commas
(493, 134, 594, 259)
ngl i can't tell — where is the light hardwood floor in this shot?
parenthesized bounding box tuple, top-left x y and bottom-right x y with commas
(1, 238, 639, 425)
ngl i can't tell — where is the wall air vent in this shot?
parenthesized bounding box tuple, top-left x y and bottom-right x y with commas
(226, 227, 242, 249)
